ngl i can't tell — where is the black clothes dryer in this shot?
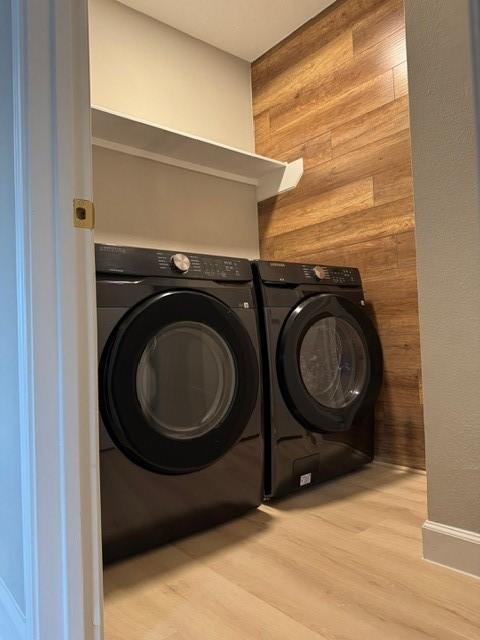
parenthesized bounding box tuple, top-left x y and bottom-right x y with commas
(253, 260, 383, 500)
(96, 244, 262, 563)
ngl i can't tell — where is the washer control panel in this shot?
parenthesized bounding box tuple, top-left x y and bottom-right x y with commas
(96, 244, 252, 281)
(256, 260, 361, 286)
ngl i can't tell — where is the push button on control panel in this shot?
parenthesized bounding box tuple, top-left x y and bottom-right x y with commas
(329, 267, 357, 285)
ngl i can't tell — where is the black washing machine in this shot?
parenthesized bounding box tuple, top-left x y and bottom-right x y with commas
(253, 260, 383, 500)
(96, 244, 262, 563)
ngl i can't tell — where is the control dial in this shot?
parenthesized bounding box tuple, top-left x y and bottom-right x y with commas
(313, 265, 328, 280)
(171, 253, 191, 273)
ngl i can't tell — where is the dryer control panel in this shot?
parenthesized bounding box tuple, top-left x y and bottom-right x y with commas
(255, 260, 361, 286)
(95, 244, 252, 281)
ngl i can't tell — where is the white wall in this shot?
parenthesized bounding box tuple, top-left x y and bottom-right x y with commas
(93, 146, 259, 258)
(89, 0, 259, 258)
(89, 0, 254, 151)
(0, 0, 26, 626)
(405, 0, 480, 576)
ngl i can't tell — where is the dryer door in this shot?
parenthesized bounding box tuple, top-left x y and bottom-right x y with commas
(100, 290, 259, 474)
(277, 294, 382, 432)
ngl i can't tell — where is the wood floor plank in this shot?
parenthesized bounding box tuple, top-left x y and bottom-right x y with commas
(104, 541, 327, 640)
(104, 467, 480, 639)
(176, 519, 425, 640)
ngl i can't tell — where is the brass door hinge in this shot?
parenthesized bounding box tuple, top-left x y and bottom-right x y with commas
(73, 198, 95, 229)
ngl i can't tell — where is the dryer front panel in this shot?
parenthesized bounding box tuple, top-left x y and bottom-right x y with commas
(99, 289, 259, 474)
(277, 293, 383, 434)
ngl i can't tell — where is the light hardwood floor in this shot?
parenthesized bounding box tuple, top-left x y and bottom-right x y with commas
(103, 464, 480, 639)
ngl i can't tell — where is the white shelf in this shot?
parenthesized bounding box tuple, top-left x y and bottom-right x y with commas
(91, 106, 303, 202)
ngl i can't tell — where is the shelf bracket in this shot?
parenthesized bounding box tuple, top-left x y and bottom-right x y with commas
(256, 158, 304, 203)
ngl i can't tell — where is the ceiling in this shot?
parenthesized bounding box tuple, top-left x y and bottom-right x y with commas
(117, 0, 336, 62)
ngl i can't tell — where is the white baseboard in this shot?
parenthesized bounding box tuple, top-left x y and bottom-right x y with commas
(422, 520, 480, 579)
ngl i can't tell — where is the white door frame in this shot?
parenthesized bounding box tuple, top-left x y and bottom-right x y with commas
(5, 0, 102, 638)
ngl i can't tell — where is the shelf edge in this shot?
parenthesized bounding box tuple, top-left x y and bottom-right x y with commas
(91, 105, 287, 168)
(92, 137, 259, 187)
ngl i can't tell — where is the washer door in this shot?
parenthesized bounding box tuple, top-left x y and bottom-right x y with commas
(277, 294, 382, 433)
(100, 290, 259, 474)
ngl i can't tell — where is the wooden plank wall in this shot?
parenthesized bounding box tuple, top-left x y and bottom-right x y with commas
(252, 0, 425, 469)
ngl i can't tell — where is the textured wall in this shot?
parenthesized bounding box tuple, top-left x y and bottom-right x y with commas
(406, 0, 480, 534)
(252, 0, 424, 468)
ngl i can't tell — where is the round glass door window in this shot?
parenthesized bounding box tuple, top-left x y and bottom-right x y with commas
(136, 321, 236, 440)
(299, 317, 368, 409)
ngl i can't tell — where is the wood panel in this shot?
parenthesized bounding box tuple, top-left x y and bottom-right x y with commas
(352, 0, 405, 52)
(259, 178, 375, 239)
(393, 60, 409, 98)
(104, 466, 480, 639)
(331, 95, 410, 157)
(252, 0, 424, 469)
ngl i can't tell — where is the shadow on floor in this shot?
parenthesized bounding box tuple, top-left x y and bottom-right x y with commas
(103, 506, 275, 598)
(268, 462, 425, 512)
(103, 463, 425, 598)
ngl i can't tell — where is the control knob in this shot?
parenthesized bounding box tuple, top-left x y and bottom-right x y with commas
(171, 253, 191, 273)
(313, 265, 327, 280)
